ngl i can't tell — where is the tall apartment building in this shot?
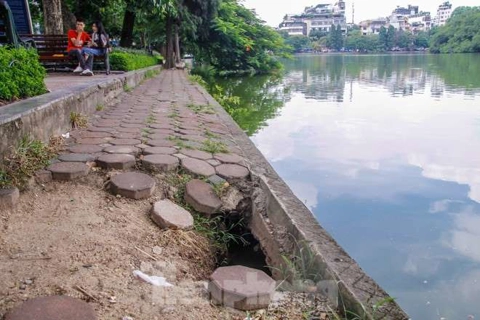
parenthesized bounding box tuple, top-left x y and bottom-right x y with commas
(279, 1, 347, 36)
(434, 1, 453, 26)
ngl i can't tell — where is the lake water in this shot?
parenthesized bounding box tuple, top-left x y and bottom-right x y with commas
(217, 54, 480, 320)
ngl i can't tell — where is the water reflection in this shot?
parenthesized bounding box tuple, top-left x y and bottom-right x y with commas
(220, 54, 480, 319)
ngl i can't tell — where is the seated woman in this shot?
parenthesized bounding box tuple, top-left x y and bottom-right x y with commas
(80, 21, 108, 76)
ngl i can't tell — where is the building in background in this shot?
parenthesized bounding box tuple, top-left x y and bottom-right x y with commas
(279, 1, 347, 36)
(359, 18, 388, 35)
(434, 1, 453, 26)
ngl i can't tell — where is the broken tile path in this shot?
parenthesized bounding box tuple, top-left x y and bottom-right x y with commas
(3, 70, 279, 318)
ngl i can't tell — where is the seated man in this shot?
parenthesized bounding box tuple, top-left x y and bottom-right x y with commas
(67, 17, 91, 75)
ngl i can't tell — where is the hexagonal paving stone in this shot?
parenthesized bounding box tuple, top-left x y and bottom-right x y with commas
(208, 266, 276, 311)
(68, 145, 104, 154)
(4, 296, 97, 320)
(110, 138, 142, 146)
(142, 155, 179, 172)
(87, 127, 115, 133)
(113, 132, 141, 139)
(76, 138, 109, 145)
(104, 146, 139, 155)
(214, 153, 244, 164)
(110, 172, 156, 199)
(97, 154, 136, 170)
(207, 159, 222, 167)
(116, 127, 142, 133)
(180, 149, 212, 160)
(58, 153, 96, 163)
(47, 162, 90, 181)
(143, 147, 177, 155)
(150, 199, 194, 229)
(184, 179, 222, 215)
(0, 188, 20, 210)
(79, 131, 112, 138)
(181, 158, 215, 177)
(147, 140, 175, 147)
(216, 164, 249, 180)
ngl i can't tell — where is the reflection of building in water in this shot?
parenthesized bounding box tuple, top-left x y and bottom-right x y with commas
(279, 1, 347, 36)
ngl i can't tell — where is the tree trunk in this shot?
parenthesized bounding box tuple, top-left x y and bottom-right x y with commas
(61, 0, 76, 33)
(165, 16, 175, 69)
(43, 0, 63, 34)
(120, 6, 136, 47)
(174, 24, 181, 64)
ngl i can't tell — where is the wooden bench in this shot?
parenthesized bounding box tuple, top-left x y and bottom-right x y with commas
(20, 34, 110, 74)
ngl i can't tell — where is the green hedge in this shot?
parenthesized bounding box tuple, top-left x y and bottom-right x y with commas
(0, 47, 47, 101)
(110, 50, 163, 71)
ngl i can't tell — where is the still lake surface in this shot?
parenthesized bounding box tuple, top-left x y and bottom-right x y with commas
(217, 54, 480, 320)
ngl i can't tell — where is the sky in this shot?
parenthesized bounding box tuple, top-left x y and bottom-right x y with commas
(242, 0, 479, 26)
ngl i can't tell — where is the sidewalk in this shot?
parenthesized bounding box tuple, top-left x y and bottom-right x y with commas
(44, 72, 125, 93)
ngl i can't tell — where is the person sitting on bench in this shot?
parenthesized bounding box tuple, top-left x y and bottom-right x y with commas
(81, 21, 108, 76)
(67, 17, 91, 75)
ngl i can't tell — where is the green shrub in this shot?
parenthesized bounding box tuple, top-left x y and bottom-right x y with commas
(110, 49, 163, 71)
(0, 47, 47, 101)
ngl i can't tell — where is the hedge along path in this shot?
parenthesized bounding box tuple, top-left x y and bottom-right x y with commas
(0, 70, 258, 319)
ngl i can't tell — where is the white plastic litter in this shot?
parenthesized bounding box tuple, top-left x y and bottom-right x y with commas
(133, 270, 173, 287)
(61, 132, 70, 139)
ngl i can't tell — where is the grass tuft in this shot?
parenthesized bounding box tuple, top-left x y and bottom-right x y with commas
(201, 139, 229, 154)
(70, 112, 88, 129)
(95, 104, 104, 112)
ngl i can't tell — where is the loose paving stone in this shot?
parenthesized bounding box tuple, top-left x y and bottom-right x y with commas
(76, 138, 109, 145)
(207, 159, 222, 167)
(143, 147, 177, 155)
(216, 164, 249, 180)
(4, 295, 97, 320)
(180, 149, 212, 160)
(147, 139, 175, 147)
(184, 179, 222, 215)
(0, 188, 20, 210)
(58, 153, 96, 162)
(207, 175, 227, 186)
(214, 153, 245, 165)
(104, 146, 139, 155)
(150, 199, 194, 230)
(110, 172, 156, 199)
(208, 266, 276, 311)
(35, 170, 53, 184)
(68, 145, 104, 154)
(110, 138, 142, 146)
(97, 154, 136, 170)
(142, 155, 179, 172)
(182, 158, 215, 177)
(47, 162, 90, 181)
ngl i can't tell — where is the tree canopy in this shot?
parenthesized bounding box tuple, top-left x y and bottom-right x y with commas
(430, 6, 480, 53)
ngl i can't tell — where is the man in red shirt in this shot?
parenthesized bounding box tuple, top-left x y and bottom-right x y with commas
(67, 18, 91, 75)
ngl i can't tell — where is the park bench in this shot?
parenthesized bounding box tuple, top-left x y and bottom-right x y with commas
(20, 34, 110, 74)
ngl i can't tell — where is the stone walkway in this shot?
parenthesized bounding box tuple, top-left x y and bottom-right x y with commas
(51, 69, 250, 206)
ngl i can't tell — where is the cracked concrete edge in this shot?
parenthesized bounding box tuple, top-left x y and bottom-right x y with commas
(192, 73, 409, 319)
(0, 66, 162, 165)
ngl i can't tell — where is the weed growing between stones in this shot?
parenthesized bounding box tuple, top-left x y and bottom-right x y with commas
(168, 112, 179, 119)
(187, 103, 215, 115)
(0, 136, 63, 189)
(142, 128, 153, 135)
(204, 129, 219, 139)
(188, 74, 208, 88)
(70, 112, 88, 129)
(212, 181, 230, 197)
(168, 136, 194, 149)
(164, 172, 194, 205)
(329, 296, 398, 320)
(146, 114, 156, 124)
(123, 84, 132, 92)
(96, 104, 104, 111)
(201, 139, 229, 154)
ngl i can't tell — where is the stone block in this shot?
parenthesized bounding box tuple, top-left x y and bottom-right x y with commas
(150, 199, 194, 229)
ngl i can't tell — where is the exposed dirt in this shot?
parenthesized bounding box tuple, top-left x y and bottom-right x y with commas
(0, 172, 329, 319)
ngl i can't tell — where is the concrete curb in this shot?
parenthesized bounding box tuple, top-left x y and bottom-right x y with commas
(0, 65, 161, 161)
(192, 75, 409, 319)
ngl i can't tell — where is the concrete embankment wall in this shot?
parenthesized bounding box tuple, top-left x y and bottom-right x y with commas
(198, 83, 409, 319)
(0, 66, 161, 162)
